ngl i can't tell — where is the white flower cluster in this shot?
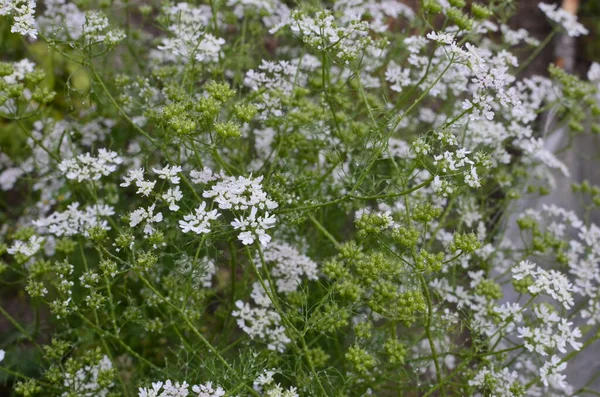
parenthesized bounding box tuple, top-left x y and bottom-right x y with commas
(512, 260, 574, 309)
(58, 149, 123, 182)
(7, 235, 44, 257)
(36, 0, 86, 40)
(179, 202, 220, 234)
(260, 241, 319, 294)
(33, 202, 114, 237)
(253, 368, 299, 396)
(244, 59, 304, 119)
(81, 10, 126, 45)
(121, 168, 157, 197)
(333, 0, 414, 33)
(226, 0, 289, 28)
(272, 10, 375, 63)
(130, 204, 164, 236)
(157, 3, 225, 64)
(232, 283, 290, 352)
(189, 167, 223, 184)
(538, 2, 588, 37)
(468, 367, 521, 397)
(138, 380, 225, 397)
(233, 241, 318, 351)
(62, 355, 113, 397)
(203, 175, 278, 246)
(0, 0, 37, 38)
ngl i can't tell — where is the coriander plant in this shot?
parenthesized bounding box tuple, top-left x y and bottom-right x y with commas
(1, 0, 600, 396)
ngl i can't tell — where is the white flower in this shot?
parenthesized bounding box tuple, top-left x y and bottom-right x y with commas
(33, 202, 114, 237)
(0, 167, 25, 191)
(121, 168, 146, 187)
(203, 175, 278, 211)
(190, 167, 221, 184)
(138, 381, 164, 397)
(7, 235, 44, 257)
(0, 349, 5, 362)
(62, 355, 114, 397)
(0, 0, 37, 39)
(539, 2, 588, 37)
(162, 186, 184, 211)
(121, 168, 157, 196)
(153, 164, 182, 184)
(231, 206, 277, 247)
(192, 382, 225, 397)
(179, 202, 220, 234)
(58, 149, 123, 182)
(540, 355, 568, 389)
(130, 204, 163, 235)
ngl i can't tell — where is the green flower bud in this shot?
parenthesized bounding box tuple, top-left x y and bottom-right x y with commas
(25, 279, 48, 298)
(136, 250, 158, 270)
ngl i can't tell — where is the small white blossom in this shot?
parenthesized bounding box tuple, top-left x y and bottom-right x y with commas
(179, 202, 220, 234)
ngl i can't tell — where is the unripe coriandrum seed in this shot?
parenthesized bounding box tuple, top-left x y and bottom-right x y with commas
(384, 338, 406, 364)
(14, 379, 42, 396)
(471, 4, 492, 20)
(0, 62, 14, 76)
(195, 96, 221, 120)
(448, 0, 465, 8)
(32, 87, 56, 104)
(416, 250, 444, 273)
(345, 345, 376, 374)
(215, 121, 241, 138)
(44, 339, 70, 360)
(354, 321, 372, 340)
(336, 279, 363, 300)
(392, 226, 420, 248)
(311, 302, 350, 333)
(206, 81, 236, 102)
(449, 232, 481, 254)
(355, 212, 392, 237)
(234, 103, 257, 123)
(513, 275, 534, 294)
(7, 83, 24, 98)
(307, 347, 330, 368)
(138, 4, 152, 16)
(446, 7, 473, 30)
(323, 259, 347, 279)
(24, 69, 45, 85)
(475, 279, 502, 300)
(88, 225, 108, 243)
(413, 202, 443, 223)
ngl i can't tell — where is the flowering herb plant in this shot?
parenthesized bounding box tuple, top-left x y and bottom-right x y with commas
(1, 0, 600, 396)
